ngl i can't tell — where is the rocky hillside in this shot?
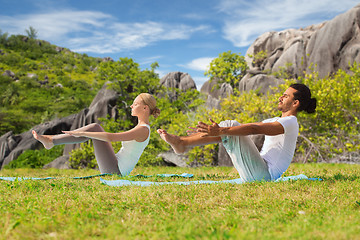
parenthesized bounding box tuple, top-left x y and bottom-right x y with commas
(237, 4, 360, 93)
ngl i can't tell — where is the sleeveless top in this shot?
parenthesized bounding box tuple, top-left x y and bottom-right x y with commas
(115, 124, 150, 176)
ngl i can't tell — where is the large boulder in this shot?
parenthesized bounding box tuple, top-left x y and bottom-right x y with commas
(200, 77, 233, 109)
(158, 152, 189, 167)
(43, 155, 71, 169)
(0, 114, 77, 168)
(160, 72, 196, 90)
(245, 4, 360, 81)
(0, 82, 119, 169)
(0, 132, 21, 164)
(159, 71, 197, 103)
(239, 74, 284, 95)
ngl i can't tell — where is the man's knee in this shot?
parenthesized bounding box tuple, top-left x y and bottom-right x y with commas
(219, 120, 240, 128)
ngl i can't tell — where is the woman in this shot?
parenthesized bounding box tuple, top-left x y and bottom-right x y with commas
(32, 93, 160, 175)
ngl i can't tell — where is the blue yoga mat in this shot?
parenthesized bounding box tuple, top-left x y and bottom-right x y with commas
(100, 174, 322, 187)
(0, 173, 111, 181)
(132, 173, 193, 178)
(0, 176, 57, 181)
(0, 173, 193, 182)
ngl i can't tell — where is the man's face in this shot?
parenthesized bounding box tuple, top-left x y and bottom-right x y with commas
(278, 87, 298, 112)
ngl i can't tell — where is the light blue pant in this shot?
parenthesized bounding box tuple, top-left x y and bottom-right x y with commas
(219, 120, 271, 182)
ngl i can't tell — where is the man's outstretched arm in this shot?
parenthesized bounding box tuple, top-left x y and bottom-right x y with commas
(197, 119, 285, 137)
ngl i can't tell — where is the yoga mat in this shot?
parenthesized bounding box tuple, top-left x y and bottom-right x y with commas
(100, 174, 322, 187)
(0, 176, 56, 181)
(274, 174, 321, 182)
(0, 173, 193, 182)
(0, 173, 111, 181)
(133, 173, 193, 178)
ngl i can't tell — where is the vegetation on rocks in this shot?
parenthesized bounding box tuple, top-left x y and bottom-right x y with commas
(205, 50, 248, 93)
(0, 30, 104, 135)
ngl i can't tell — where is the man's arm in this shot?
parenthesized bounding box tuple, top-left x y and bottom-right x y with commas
(197, 119, 284, 137)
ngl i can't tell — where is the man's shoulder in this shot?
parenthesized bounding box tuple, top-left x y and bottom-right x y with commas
(279, 115, 298, 122)
(262, 115, 298, 125)
(277, 115, 298, 125)
(278, 116, 299, 134)
(262, 116, 280, 123)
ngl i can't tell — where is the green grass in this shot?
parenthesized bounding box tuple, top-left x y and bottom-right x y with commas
(1, 163, 360, 240)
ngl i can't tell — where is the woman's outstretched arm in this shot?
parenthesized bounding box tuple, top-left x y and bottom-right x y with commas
(63, 125, 149, 143)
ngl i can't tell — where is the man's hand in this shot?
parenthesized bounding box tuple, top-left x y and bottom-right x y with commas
(196, 119, 221, 137)
(186, 127, 198, 136)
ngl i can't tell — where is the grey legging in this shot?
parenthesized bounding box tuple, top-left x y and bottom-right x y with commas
(52, 123, 121, 175)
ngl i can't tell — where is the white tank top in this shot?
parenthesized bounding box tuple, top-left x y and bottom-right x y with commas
(116, 124, 150, 176)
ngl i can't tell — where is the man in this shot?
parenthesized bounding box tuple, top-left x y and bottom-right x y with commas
(157, 84, 317, 182)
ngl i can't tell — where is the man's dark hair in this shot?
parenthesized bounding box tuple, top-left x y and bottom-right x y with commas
(290, 83, 317, 113)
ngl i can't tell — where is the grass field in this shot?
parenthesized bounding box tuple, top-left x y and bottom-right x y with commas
(1, 163, 360, 240)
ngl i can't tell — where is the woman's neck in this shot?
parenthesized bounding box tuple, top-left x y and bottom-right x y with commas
(137, 117, 150, 125)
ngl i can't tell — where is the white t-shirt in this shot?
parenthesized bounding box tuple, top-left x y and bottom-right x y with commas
(260, 116, 299, 180)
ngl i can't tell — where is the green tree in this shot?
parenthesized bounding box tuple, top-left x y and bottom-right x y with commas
(25, 26, 38, 39)
(1, 84, 21, 106)
(97, 57, 161, 128)
(0, 29, 9, 44)
(205, 51, 248, 94)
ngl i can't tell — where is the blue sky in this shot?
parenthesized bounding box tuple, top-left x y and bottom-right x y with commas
(1, 0, 359, 89)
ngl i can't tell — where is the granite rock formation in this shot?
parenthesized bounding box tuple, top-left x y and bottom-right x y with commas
(242, 4, 360, 92)
(0, 83, 119, 169)
(200, 77, 233, 109)
(160, 71, 197, 91)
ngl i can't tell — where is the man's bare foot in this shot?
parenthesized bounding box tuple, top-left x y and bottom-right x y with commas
(32, 130, 54, 150)
(157, 129, 186, 154)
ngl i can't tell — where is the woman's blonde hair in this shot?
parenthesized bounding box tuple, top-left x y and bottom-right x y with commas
(139, 93, 160, 118)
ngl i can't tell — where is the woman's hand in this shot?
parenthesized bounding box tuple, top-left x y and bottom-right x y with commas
(196, 119, 221, 137)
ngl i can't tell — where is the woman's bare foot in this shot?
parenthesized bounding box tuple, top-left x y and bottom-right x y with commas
(157, 129, 186, 154)
(32, 130, 54, 149)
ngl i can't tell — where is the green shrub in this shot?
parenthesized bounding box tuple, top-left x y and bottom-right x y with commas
(293, 64, 360, 161)
(0, 52, 22, 66)
(4, 145, 64, 169)
(68, 141, 97, 169)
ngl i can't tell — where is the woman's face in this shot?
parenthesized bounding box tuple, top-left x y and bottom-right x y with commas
(130, 96, 147, 117)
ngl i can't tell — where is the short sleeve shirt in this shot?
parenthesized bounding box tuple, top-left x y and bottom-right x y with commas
(260, 116, 299, 180)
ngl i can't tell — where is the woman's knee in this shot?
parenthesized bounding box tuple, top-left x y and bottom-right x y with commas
(87, 123, 104, 132)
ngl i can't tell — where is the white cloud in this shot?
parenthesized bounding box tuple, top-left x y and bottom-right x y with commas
(0, 10, 212, 54)
(182, 57, 215, 71)
(0, 10, 112, 41)
(217, 0, 360, 47)
(139, 56, 163, 65)
(182, 13, 207, 20)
